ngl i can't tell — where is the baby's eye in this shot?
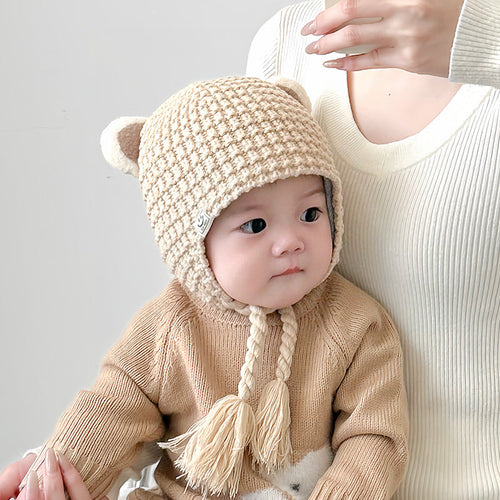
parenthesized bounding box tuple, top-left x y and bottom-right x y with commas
(241, 218, 267, 234)
(300, 207, 321, 222)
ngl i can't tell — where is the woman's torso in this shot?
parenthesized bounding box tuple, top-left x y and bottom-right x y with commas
(247, 1, 500, 498)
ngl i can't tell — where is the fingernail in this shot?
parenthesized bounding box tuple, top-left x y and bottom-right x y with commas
(305, 41, 319, 54)
(55, 450, 68, 468)
(323, 60, 341, 68)
(46, 448, 58, 474)
(301, 19, 316, 35)
(26, 470, 39, 495)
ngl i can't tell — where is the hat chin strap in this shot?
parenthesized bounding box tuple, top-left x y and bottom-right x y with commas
(251, 305, 297, 473)
(160, 304, 299, 497)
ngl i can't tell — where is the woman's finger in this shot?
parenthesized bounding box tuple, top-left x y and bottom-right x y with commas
(302, 0, 387, 35)
(25, 471, 42, 500)
(40, 449, 66, 500)
(323, 47, 400, 71)
(56, 452, 92, 500)
(306, 20, 386, 55)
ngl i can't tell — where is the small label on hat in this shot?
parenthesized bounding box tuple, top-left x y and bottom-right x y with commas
(195, 210, 214, 238)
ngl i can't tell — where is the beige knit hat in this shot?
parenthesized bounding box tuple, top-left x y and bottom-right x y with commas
(101, 76, 343, 497)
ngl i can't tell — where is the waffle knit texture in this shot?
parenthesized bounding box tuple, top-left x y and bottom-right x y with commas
(138, 77, 342, 305)
(247, 1, 500, 498)
(32, 272, 408, 500)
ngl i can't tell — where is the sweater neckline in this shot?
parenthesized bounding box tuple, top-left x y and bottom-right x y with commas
(314, 74, 492, 177)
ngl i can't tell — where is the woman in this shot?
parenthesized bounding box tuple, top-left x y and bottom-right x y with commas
(246, 0, 499, 498)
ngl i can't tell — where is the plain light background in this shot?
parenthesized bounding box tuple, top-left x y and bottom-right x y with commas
(0, 0, 303, 469)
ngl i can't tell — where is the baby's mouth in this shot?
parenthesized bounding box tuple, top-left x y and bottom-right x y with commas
(275, 266, 302, 277)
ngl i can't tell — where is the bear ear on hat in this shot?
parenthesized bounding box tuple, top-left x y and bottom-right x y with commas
(270, 77, 312, 113)
(100, 116, 147, 178)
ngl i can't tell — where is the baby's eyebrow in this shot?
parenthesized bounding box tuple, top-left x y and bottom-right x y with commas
(301, 187, 325, 199)
(224, 203, 263, 217)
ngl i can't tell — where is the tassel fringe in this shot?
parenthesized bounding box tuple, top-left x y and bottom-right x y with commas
(251, 378, 292, 473)
(160, 395, 255, 497)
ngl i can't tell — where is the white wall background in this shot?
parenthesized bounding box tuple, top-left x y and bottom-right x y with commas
(0, 0, 301, 469)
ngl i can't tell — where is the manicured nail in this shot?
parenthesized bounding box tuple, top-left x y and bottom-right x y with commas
(305, 41, 319, 54)
(301, 19, 316, 35)
(323, 57, 347, 69)
(323, 60, 341, 68)
(46, 448, 58, 474)
(26, 470, 39, 496)
(55, 450, 68, 469)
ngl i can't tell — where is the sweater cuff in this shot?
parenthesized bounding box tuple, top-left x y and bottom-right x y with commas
(309, 435, 407, 500)
(449, 0, 500, 87)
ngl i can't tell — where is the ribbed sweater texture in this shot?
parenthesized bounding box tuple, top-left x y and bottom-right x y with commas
(247, 1, 500, 498)
(33, 273, 407, 500)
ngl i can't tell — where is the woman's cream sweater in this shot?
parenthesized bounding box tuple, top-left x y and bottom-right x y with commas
(246, 1, 500, 498)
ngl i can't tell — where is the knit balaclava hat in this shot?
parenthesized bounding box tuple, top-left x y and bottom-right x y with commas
(100, 76, 343, 497)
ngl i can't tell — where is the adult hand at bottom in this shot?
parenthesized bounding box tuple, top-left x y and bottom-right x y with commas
(0, 454, 36, 500)
(20, 449, 107, 500)
(301, 0, 464, 77)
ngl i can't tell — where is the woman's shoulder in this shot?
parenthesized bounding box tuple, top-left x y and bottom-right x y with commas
(249, 0, 322, 46)
(277, 0, 324, 22)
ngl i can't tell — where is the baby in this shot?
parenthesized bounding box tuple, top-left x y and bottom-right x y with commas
(20, 77, 408, 500)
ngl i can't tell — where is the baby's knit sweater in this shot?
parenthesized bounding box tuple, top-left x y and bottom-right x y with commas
(33, 272, 407, 500)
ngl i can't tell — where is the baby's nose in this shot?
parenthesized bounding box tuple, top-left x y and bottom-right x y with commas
(272, 232, 305, 256)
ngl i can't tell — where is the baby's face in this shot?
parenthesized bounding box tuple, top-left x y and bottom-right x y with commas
(205, 175, 333, 309)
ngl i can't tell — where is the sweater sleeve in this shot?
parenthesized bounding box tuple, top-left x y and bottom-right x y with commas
(310, 306, 409, 500)
(27, 301, 171, 499)
(449, 0, 500, 87)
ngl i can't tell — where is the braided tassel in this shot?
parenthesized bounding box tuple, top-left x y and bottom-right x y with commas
(160, 305, 267, 497)
(251, 306, 298, 473)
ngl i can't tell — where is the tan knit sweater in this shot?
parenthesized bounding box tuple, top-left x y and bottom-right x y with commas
(34, 271, 407, 500)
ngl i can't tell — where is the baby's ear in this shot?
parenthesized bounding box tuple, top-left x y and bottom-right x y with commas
(100, 116, 147, 177)
(270, 77, 312, 113)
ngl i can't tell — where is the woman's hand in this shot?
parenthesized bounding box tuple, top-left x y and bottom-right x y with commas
(0, 453, 36, 500)
(12, 449, 105, 500)
(301, 0, 464, 77)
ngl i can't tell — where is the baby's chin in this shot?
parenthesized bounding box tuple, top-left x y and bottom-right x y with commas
(251, 290, 312, 311)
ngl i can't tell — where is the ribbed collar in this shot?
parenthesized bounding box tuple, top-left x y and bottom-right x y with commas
(289, 1, 493, 177)
(314, 77, 492, 178)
